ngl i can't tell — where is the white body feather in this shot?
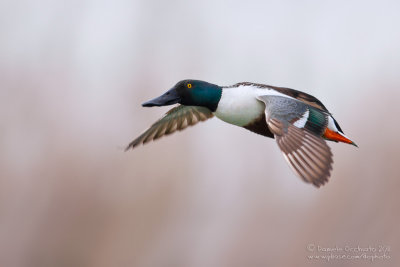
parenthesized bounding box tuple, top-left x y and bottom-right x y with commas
(214, 84, 295, 126)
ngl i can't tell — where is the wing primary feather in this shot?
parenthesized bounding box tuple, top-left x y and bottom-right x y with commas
(279, 136, 322, 182)
(268, 118, 333, 186)
(125, 105, 213, 150)
(298, 147, 326, 173)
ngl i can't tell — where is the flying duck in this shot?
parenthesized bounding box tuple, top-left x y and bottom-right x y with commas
(126, 80, 357, 187)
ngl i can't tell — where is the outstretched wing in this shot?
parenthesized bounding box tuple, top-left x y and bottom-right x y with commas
(257, 95, 333, 187)
(126, 105, 213, 150)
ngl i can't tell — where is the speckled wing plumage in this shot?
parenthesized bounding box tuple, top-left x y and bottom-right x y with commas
(257, 95, 333, 187)
(126, 105, 213, 150)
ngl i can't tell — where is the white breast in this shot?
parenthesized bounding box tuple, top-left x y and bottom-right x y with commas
(214, 84, 294, 126)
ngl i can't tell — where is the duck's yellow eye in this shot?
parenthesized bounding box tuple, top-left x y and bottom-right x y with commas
(187, 83, 192, 88)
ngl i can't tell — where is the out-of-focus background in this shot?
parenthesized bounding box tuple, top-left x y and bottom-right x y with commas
(1, 1, 399, 266)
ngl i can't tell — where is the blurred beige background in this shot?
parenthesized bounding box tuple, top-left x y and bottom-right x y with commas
(1, 1, 399, 266)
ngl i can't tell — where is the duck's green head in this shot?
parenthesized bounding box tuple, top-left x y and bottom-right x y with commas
(142, 80, 222, 111)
